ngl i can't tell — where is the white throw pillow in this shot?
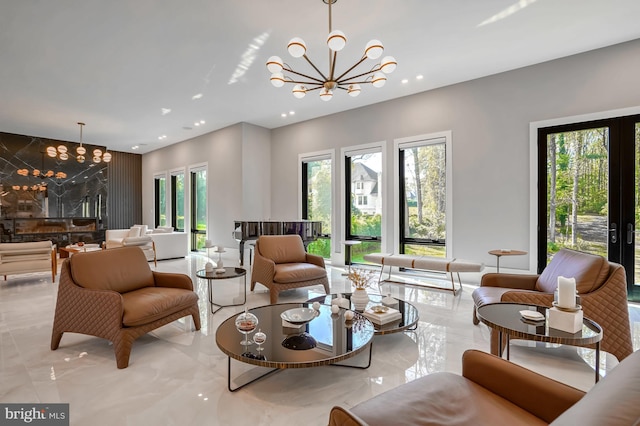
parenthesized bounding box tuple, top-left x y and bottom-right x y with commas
(134, 224, 149, 235)
(127, 226, 141, 238)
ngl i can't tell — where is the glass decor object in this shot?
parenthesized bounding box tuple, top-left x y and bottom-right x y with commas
(235, 308, 258, 345)
(253, 329, 266, 351)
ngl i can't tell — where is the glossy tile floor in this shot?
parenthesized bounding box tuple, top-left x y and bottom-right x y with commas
(1, 253, 639, 426)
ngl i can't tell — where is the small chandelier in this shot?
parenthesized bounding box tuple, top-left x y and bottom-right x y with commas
(266, 0, 397, 101)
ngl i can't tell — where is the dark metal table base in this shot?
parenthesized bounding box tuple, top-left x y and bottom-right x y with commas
(205, 275, 247, 314)
(227, 342, 373, 392)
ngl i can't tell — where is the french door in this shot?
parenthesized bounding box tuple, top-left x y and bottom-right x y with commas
(537, 114, 640, 301)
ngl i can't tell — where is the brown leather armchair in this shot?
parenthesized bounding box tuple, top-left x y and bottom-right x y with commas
(328, 349, 640, 426)
(472, 248, 633, 362)
(51, 246, 201, 368)
(250, 234, 329, 304)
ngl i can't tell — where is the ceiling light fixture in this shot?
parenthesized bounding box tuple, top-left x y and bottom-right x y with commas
(266, 0, 397, 101)
(76, 122, 87, 163)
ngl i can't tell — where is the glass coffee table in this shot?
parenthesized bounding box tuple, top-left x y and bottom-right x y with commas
(196, 267, 247, 314)
(216, 302, 375, 391)
(476, 302, 603, 382)
(307, 293, 419, 335)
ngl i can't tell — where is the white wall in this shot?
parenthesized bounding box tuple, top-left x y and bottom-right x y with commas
(270, 39, 640, 270)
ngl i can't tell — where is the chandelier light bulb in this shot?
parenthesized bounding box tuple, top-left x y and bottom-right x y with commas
(380, 56, 397, 73)
(57, 145, 67, 154)
(59, 152, 69, 160)
(102, 152, 112, 162)
(77, 155, 85, 163)
(319, 88, 333, 101)
(76, 145, 86, 155)
(292, 84, 307, 99)
(371, 72, 387, 88)
(46, 146, 57, 157)
(287, 37, 307, 58)
(266, 56, 283, 73)
(93, 148, 102, 157)
(347, 84, 361, 97)
(365, 39, 384, 59)
(93, 156, 101, 163)
(327, 30, 346, 51)
(270, 72, 285, 87)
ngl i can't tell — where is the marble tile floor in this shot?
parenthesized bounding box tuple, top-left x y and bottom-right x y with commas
(1, 253, 638, 426)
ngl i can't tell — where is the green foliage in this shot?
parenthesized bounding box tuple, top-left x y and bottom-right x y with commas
(307, 238, 331, 258)
(351, 213, 381, 237)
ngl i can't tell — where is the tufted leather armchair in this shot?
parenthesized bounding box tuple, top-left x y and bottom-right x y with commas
(51, 246, 200, 368)
(251, 234, 329, 304)
(472, 248, 633, 362)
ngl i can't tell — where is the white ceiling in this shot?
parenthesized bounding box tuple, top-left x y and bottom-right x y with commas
(1, 0, 639, 154)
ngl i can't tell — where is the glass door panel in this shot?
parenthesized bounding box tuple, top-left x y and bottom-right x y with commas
(303, 158, 332, 259)
(539, 114, 640, 301)
(545, 127, 609, 261)
(190, 169, 207, 251)
(171, 173, 185, 231)
(346, 152, 382, 263)
(154, 176, 167, 227)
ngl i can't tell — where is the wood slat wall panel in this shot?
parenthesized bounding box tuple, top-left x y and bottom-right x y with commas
(107, 151, 142, 229)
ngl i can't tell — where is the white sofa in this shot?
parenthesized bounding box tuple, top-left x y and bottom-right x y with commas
(104, 226, 156, 265)
(148, 228, 188, 260)
(0, 241, 57, 282)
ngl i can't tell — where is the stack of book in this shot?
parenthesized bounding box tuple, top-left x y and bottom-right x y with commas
(362, 307, 402, 325)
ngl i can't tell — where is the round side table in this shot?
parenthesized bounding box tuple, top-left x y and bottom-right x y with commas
(488, 249, 527, 273)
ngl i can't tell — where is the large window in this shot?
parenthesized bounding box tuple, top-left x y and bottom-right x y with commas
(171, 172, 185, 232)
(302, 155, 332, 258)
(398, 139, 447, 257)
(190, 168, 207, 251)
(345, 150, 382, 263)
(154, 175, 166, 227)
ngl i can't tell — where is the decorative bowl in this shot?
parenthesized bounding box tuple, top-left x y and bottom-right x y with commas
(371, 305, 389, 314)
(280, 307, 317, 325)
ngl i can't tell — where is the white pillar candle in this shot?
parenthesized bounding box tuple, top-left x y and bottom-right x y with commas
(557, 276, 576, 308)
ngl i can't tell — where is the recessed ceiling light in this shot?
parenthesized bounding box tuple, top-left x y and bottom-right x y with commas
(289, 111, 295, 115)
(194, 122, 200, 126)
(158, 135, 167, 140)
(200, 120, 205, 124)
(192, 93, 203, 100)
(161, 108, 171, 115)
(416, 75, 424, 80)
(131, 145, 139, 150)
(401, 79, 408, 84)
(281, 113, 287, 118)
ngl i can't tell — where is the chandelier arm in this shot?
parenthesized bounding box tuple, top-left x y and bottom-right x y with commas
(305, 86, 324, 92)
(338, 80, 373, 85)
(283, 66, 326, 84)
(334, 55, 369, 82)
(302, 54, 329, 81)
(336, 66, 381, 84)
(287, 80, 324, 86)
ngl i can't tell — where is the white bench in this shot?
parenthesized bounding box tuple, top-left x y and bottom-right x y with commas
(363, 253, 484, 294)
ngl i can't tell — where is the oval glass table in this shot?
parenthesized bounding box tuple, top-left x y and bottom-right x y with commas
(476, 302, 603, 382)
(216, 302, 375, 391)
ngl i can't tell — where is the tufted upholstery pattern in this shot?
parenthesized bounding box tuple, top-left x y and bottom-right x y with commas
(329, 349, 640, 426)
(472, 249, 633, 362)
(51, 246, 200, 368)
(251, 235, 329, 304)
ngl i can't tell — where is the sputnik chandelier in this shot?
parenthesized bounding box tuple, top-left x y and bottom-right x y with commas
(266, 0, 397, 101)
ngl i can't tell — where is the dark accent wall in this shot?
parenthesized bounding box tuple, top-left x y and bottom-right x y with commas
(107, 150, 142, 229)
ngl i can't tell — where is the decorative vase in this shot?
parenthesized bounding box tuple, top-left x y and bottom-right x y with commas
(351, 288, 370, 312)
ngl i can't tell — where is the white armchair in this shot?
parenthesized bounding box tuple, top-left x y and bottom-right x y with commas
(104, 226, 156, 266)
(0, 241, 57, 282)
